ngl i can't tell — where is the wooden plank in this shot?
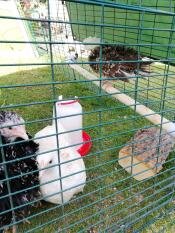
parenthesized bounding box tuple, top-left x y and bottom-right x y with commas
(70, 64, 175, 138)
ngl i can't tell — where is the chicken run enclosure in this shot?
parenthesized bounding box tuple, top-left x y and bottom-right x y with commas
(0, 0, 175, 232)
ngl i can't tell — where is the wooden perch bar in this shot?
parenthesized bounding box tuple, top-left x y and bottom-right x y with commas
(70, 64, 175, 138)
(70, 64, 175, 180)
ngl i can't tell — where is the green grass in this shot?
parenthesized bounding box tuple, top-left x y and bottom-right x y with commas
(0, 66, 174, 232)
(114, 62, 175, 121)
(79, 59, 175, 120)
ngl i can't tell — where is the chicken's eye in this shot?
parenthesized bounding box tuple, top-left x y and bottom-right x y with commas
(8, 127, 12, 130)
(49, 160, 52, 164)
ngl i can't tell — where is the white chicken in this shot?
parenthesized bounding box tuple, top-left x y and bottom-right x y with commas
(34, 124, 86, 204)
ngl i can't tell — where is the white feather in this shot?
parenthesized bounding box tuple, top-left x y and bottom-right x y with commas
(83, 37, 101, 50)
(35, 124, 86, 204)
(141, 57, 154, 62)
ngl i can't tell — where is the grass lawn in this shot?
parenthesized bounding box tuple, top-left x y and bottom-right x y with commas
(114, 62, 175, 122)
(0, 65, 174, 232)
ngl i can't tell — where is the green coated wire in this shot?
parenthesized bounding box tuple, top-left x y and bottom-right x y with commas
(2, 163, 173, 231)
(60, 187, 174, 232)
(25, 179, 174, 233)
(134, 205, 175, 233)
(102, 192, 173, 232)
(0, 0, 175, 232)
(0, 135, 17, 231)
(151, 14, 175, 218)
(47, 1, 67, 231)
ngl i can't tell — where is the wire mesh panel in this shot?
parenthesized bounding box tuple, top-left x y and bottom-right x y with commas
(0, 0, 175, 232)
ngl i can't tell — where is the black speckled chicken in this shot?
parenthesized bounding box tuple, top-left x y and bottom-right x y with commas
(0, 134, 40, 233)
(85, 37, 152, 82)
(0, 111, 40, 233)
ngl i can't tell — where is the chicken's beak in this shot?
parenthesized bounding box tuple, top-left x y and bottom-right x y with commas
(19, 132, 29, 140)
(14, 127, 29, 140)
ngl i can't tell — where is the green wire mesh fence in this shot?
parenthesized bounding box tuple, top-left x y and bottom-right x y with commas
(0, 0, 175, 232)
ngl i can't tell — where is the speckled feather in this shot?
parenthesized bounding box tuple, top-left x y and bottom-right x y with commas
(127, 127, 174, 172)
(0, 134, 40, 232)
(0, 111, 24, 125)
(88, 45, 152, 82)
